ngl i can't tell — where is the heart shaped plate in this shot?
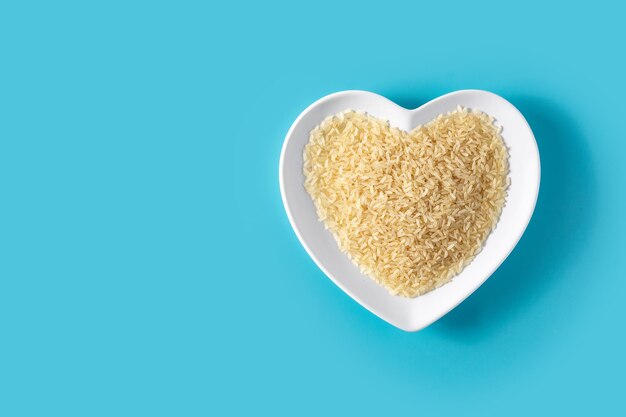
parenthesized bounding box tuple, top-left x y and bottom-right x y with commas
(279, 90, 540, 331)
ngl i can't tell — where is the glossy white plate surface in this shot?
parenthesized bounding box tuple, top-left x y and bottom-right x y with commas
(280, 90, 540, 331)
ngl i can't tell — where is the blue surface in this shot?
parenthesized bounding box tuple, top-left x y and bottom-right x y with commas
(1, 1, 625, 415)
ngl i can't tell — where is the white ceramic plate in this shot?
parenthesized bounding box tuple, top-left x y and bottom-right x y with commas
(279, 90, 540, 331)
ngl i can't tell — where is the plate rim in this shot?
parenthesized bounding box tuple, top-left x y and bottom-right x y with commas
(279, 89, 541, 331)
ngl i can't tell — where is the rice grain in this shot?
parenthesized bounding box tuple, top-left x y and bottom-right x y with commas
(303, 108, 509, 297)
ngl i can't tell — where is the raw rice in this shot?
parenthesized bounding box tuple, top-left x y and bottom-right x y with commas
(303, 108, 509, 297)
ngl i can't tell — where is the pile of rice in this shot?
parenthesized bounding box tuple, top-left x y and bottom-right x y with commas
(303, 108, 509, 297)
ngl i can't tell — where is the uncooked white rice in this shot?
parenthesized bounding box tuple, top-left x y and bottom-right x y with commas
(303, 108, 509, 297)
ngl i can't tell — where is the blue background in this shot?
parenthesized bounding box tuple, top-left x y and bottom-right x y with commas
(1, 1, 624, 415)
